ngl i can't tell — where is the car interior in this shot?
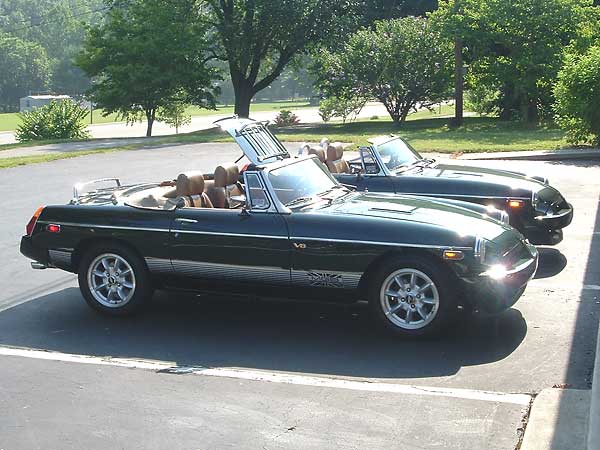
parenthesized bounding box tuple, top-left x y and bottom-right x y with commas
(126, 163, 247, 211)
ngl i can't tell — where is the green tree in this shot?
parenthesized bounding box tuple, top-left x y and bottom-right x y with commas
(157, 101, 192, 135)
(77, 0, 219, 137)
(431, 0, 593, 123)
(553, 46, 600, 145)
(0, 32, 50, 111)
(205, 0, 360, 117)
(315, 17, 452, 124)
(0, 0, 105, 96)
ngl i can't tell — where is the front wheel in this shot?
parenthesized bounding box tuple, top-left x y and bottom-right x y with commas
(78, 245, 153, 315)
(368, 256, 457, 338)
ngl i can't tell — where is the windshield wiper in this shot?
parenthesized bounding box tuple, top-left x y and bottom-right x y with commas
(286, 196, 318, 207)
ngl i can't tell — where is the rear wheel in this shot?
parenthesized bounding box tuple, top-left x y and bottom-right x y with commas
(78, 245, 153, 315)
(368, 256, 457, 337)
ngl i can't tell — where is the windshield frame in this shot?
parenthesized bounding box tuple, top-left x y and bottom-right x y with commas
(372, 137, 423, 174)
(262, 156, 344, 211)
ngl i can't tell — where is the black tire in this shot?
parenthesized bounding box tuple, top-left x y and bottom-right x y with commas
(367, 255, 458, 338)
(77, 243, 153, 316)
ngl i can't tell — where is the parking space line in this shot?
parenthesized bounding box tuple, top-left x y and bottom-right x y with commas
(529, 281, 600, 291)
(0, 345, 531, 405)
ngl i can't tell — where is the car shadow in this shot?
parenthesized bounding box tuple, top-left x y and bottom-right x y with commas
(0, 287, 527, 380)
(534, 247, 568, 279)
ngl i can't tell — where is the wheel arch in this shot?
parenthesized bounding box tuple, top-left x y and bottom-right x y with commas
(357, 247, 459, 298)
(71, 237, 147, 273)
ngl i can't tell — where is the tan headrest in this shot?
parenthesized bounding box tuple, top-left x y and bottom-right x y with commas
(214, 163, 240, 188)
(308, 146, 326, 162)
(326, 142, 345, 162)
(176, 172, 205, 197)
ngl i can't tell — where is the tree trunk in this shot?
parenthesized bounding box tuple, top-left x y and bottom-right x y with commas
(233, 80, 254, 118)
(452, 38, 464, 127)
(145, 108, 155, 137)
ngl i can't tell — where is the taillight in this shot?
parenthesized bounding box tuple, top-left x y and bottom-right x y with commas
(26, 206, 45, 236)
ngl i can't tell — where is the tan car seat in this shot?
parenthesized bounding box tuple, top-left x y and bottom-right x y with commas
(206, 163, 244, 208)
(175, 172, 213, 208)
(325, 143, 350, 173)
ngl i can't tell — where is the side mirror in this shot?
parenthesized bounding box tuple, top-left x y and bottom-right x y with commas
(240, 207, 251, 217)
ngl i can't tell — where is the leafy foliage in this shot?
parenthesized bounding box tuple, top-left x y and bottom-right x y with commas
(553, 46, 600, 145)
(431, 0, 594, 122)
(0, 0, 105, 101)
(157, 101, 192, 135)
(206, 0, 362, 117)
(319, 96, 367, 123)
(273, 110, 300, 127)
(314, 17, 452, 124)
(0, 32, 50, 112)
(15, 99, 90, 142)
(76, 0, 220, 136)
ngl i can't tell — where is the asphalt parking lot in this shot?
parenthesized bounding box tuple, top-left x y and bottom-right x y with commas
(0, 143, 598, 450)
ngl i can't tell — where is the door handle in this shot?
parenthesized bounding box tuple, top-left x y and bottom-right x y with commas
(174, 218, 198, 224)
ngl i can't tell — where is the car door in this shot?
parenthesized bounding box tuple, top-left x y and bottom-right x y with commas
(169, 200, 290, 289)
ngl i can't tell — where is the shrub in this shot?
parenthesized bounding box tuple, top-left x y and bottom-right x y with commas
(273, 110, 300, 127)
(16, 100, 90, 142)
(553, 46, 600, 146)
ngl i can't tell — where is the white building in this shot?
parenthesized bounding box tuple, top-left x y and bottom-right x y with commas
(19, 95, 73, 113)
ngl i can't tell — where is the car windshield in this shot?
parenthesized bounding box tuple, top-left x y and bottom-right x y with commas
(268, 158, 340, 207)
(377, 138, 422, 171)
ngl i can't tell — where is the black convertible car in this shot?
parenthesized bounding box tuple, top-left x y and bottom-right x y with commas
(303, 136, 573, 245)
(20, 118, 538, 337)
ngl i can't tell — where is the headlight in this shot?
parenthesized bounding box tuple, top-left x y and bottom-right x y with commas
(474, 236, 486, 263)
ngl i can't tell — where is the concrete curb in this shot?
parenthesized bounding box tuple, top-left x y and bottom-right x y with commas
(459, 148, 600, 161)
(521, 389, 591, 450)
(588, 320, 600, 450)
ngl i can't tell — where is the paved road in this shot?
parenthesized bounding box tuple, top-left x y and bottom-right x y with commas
(0, 145, 598, 449)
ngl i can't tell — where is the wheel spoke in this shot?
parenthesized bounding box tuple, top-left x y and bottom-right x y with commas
(409, 272, 417, 289)
(387, 302, 404, 316)
(94, 282, 108, 292)
(404, 309, 412, 323)
(120, 269, 131, 276)
(421, 297, 436, 305)
(417, 282, 432, 294)
(393, 276, 403, 289)
(385, 289, 400, 298)
(101, 258, 111, 271)
(117, 287, 127, 301)
(416, 305, 428, 320)
(92, 270, 106, 277)
(121, 281, 134, 289)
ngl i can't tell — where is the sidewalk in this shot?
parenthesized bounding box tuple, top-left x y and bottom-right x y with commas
(521, 320, 599, 450)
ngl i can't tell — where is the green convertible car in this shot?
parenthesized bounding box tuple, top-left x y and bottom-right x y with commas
(20, 117, 539, 337)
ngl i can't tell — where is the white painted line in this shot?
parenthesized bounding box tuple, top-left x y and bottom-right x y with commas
(0, 345, 531, 406)
(529, 281, 600, 291)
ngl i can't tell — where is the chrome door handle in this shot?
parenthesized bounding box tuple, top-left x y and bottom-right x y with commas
(174, 218, 198, 224)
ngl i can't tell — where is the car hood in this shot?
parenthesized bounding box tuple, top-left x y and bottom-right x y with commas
(320, 192, 513, 241)
(407, 162, 546, 195)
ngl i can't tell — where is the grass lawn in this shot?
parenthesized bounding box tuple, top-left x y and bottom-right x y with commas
(0, 100, 312, 133)
(0, 110, 573, 169)
(160, 115, 569, 154)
